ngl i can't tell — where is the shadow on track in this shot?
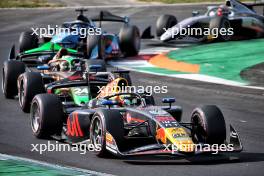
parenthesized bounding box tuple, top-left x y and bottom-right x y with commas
(121, 152, 264, 165)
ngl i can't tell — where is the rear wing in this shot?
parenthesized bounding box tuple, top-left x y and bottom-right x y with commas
(246, 1, 264, 15)
(91, 11, 129, 24)
(245, 1, 264, 8)
(226, 0, 264, 15)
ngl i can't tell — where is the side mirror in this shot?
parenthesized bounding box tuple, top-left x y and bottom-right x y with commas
(162, 98, 175, 108)
(192, 11, 200, 17)
(124, 16, 129, 24)
(37, 65, 50, 70)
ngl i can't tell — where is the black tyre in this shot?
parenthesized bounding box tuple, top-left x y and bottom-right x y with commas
(86, 35, 105, 59)
(119, 25, 140, 57)
(18, 72, 45, 113)
(2, 60, 25, 98)
(156, 14, 177, 37)
(209, 16, 232, 41)
(90, 109, 124, 157)
(30, 94, 63, 138)
(86, 59, 107, 72)
(19, 31, 38, 53)
(191, 105, 226, 144)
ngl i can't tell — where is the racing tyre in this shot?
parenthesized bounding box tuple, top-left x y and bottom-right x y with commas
(191, 105, 226, 144)
(86, 35, 105, 59)
(30, 94, 63, 138)
(119, 25, 140, 57)
(156, 14, 177, 37)
(209, 16, 232, 41)
(2, 60, 25, 98)
(19, 31, 38, 52)
(90, 109, 125, 157)
(86, 60, 107, 72)
(18, 72, 45, 113)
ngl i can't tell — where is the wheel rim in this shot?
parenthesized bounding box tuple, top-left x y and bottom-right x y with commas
(91, 116, 103, 146)
(221, 20, 232, 41)
(134, 31, 140, 52)
(31, 102, 41, 133)
(2, 69, 5, 94)
(192, 114, 207, 143)
(19, 80, 25, 107)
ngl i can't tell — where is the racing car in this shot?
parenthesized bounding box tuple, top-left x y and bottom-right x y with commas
(16, 56, 131, 113)
(2, 9, 139, 99)
(2, 45, 85, 100)
(156, 0, 264, 42)
(30, 90, 243, 158)
(19, 9, 140, 59)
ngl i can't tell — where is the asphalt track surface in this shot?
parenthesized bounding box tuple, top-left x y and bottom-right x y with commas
(0, 3, 264, 176)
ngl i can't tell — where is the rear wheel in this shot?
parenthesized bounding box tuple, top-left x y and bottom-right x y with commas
(18, 72, 45, 113)
(19, 31, 38, 52)
(30, 94, 63, 138)
(2, 60, 25, 98)
(119, 25, 140, 57)
(209, 16, 232, 41)
(191, 105, 226, 144)
(156, 14, 177, 37)
(90, 109, 124, 157)
(86, 35, 105, 59)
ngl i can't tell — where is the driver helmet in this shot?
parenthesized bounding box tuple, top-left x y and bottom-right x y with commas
(60, 61, 70, 72)
(57, 48, 68, 58)
(108, 95, 131, 107)
(217, 5, 230, 16)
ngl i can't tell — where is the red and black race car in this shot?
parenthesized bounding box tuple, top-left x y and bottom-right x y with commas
(30, 88, 243, 157)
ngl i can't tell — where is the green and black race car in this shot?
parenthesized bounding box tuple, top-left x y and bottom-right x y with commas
(16, 57, 130, 113)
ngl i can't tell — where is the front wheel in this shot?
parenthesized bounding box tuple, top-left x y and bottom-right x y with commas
(119, 25, 140, 57)
(19, 31, 38, 52)
(156, 14, 177, 37)
(90, 109, 124, 157)
(191, 105, 226, 144)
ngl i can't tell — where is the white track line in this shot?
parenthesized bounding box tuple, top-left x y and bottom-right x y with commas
(0, 153, 114, 176)
(111, 46, 264, 91)
(109, 63, 264, 91)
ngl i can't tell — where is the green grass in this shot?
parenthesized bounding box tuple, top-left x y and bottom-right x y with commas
(140, 0, 255, 4)
(0, 0, 63, 8)
(167, 39, 264, 83)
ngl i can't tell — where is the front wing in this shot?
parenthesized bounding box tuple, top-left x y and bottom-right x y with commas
(105, 125, 243, 157)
